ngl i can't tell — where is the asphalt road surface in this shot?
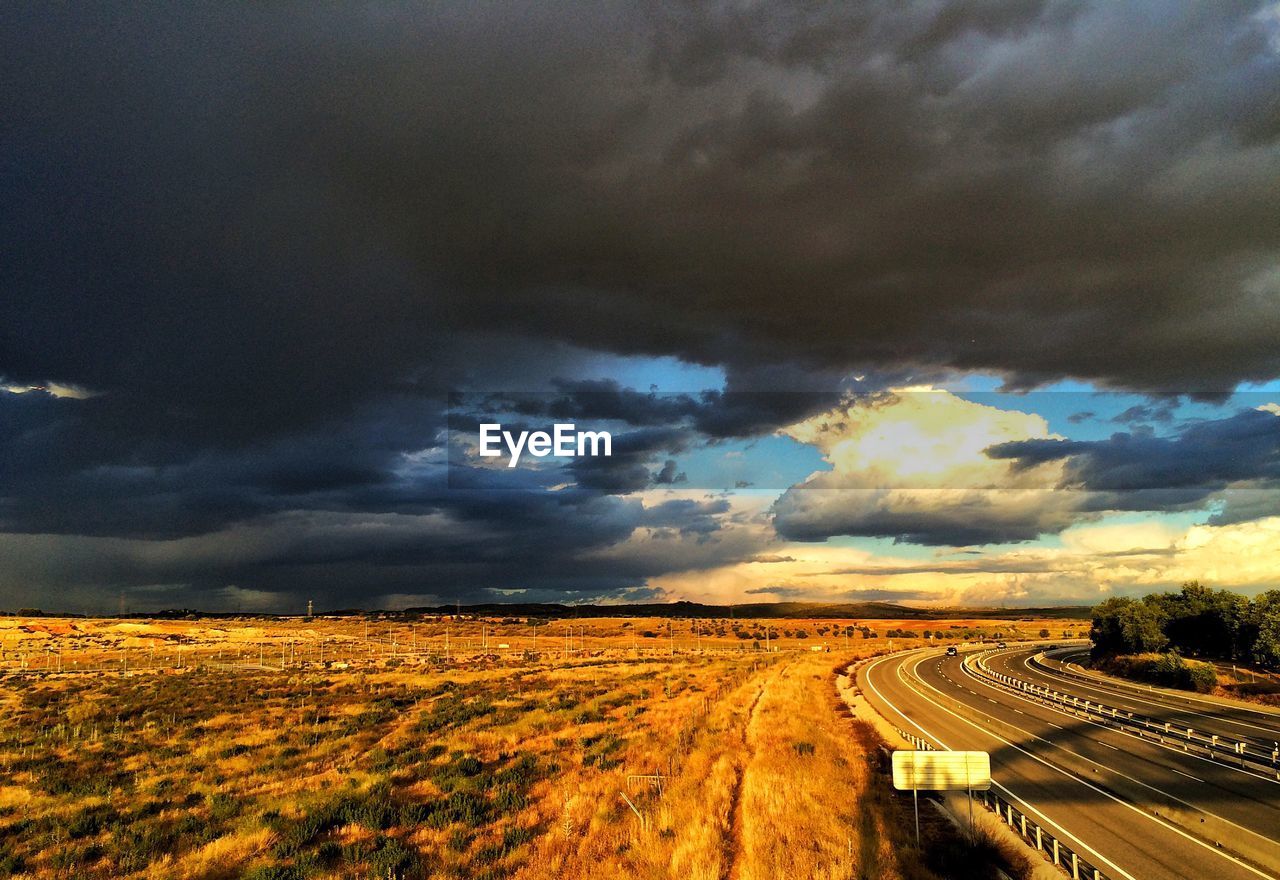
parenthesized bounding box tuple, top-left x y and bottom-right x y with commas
(859, 647, 1280, 880)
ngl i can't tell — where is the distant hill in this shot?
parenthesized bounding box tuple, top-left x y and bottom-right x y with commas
(6, 601, 1090, 621)
(396, 600, 1090, 621)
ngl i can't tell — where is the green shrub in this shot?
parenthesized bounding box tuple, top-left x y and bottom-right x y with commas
(68, 805, 108, 838)
(366, 836, 420, 877)
(424, 790, 489, 829)
(243, 866, 304, 880)
(501, 824, 537, 851)
(1099, 652, 1218, 693)
(573, 707, 604, 724)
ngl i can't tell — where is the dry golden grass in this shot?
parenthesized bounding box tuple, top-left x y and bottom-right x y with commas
(0, 613, 1081, 675)
(0, 614, 1082, 879)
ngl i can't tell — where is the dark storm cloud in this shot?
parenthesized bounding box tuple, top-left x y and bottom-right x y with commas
(1110, 401, 1178, 426)
(639, 498, 730, 537)
(652, 460, 688, 485)
(566, 427, 691, 495)
(537, 381, 845, 439)
(988, 407, 1280, 492)
(0, 385, 753, 605)
(3, 2, 1280, 603)
(0, 464, 751, 610)
(7, 2, 1279, 412)
(772, 493, 1081, 546)
(0, 388, 440, 538)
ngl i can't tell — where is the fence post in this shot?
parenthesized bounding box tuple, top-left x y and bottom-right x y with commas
(1035, 826, 1043, 850)
(1053, 839, 1060, 865)
(1072, 852, 1079, 879)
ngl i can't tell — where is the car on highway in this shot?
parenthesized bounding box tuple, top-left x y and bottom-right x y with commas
(946, 645, 958, 656)
(996, 641, 1007, 649)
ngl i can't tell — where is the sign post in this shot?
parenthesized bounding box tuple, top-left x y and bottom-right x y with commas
(914, 752, 921, 844)
(892, 751, 992, 846)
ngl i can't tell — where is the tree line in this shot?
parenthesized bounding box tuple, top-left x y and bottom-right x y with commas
(1091, 581, 1280, 669)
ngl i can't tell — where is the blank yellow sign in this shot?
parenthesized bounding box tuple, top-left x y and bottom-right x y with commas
(892, 750, 991, 791)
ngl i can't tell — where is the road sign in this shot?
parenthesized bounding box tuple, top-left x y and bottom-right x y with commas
(892, 750, 991, 791)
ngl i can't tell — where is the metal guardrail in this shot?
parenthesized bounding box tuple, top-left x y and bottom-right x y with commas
(966, 652, 1280, 779)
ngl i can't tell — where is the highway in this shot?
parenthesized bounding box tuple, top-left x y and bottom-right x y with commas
(858, 646, 1280, 880)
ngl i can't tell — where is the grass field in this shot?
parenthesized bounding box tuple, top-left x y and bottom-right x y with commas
(0, 614, 1083, 879)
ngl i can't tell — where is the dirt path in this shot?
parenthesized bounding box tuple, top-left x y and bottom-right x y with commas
(723, 662, 786, 880)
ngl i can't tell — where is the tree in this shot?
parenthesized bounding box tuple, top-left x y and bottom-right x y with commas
(1154, 581, 1246, 659)
(1247, 591, 1280, 669)
(1091, 597, 1168, 657)
(1038, 628, 1050, 638)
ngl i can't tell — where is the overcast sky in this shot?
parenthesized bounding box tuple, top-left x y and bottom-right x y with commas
(3, 2, 1280, 612)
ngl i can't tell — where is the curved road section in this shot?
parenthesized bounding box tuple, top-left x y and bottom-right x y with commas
(859, 646, 1280, 880)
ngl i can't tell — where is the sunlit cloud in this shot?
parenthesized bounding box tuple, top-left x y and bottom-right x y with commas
(772, 391, 1085, 545)
(2, 382, 96, 399)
